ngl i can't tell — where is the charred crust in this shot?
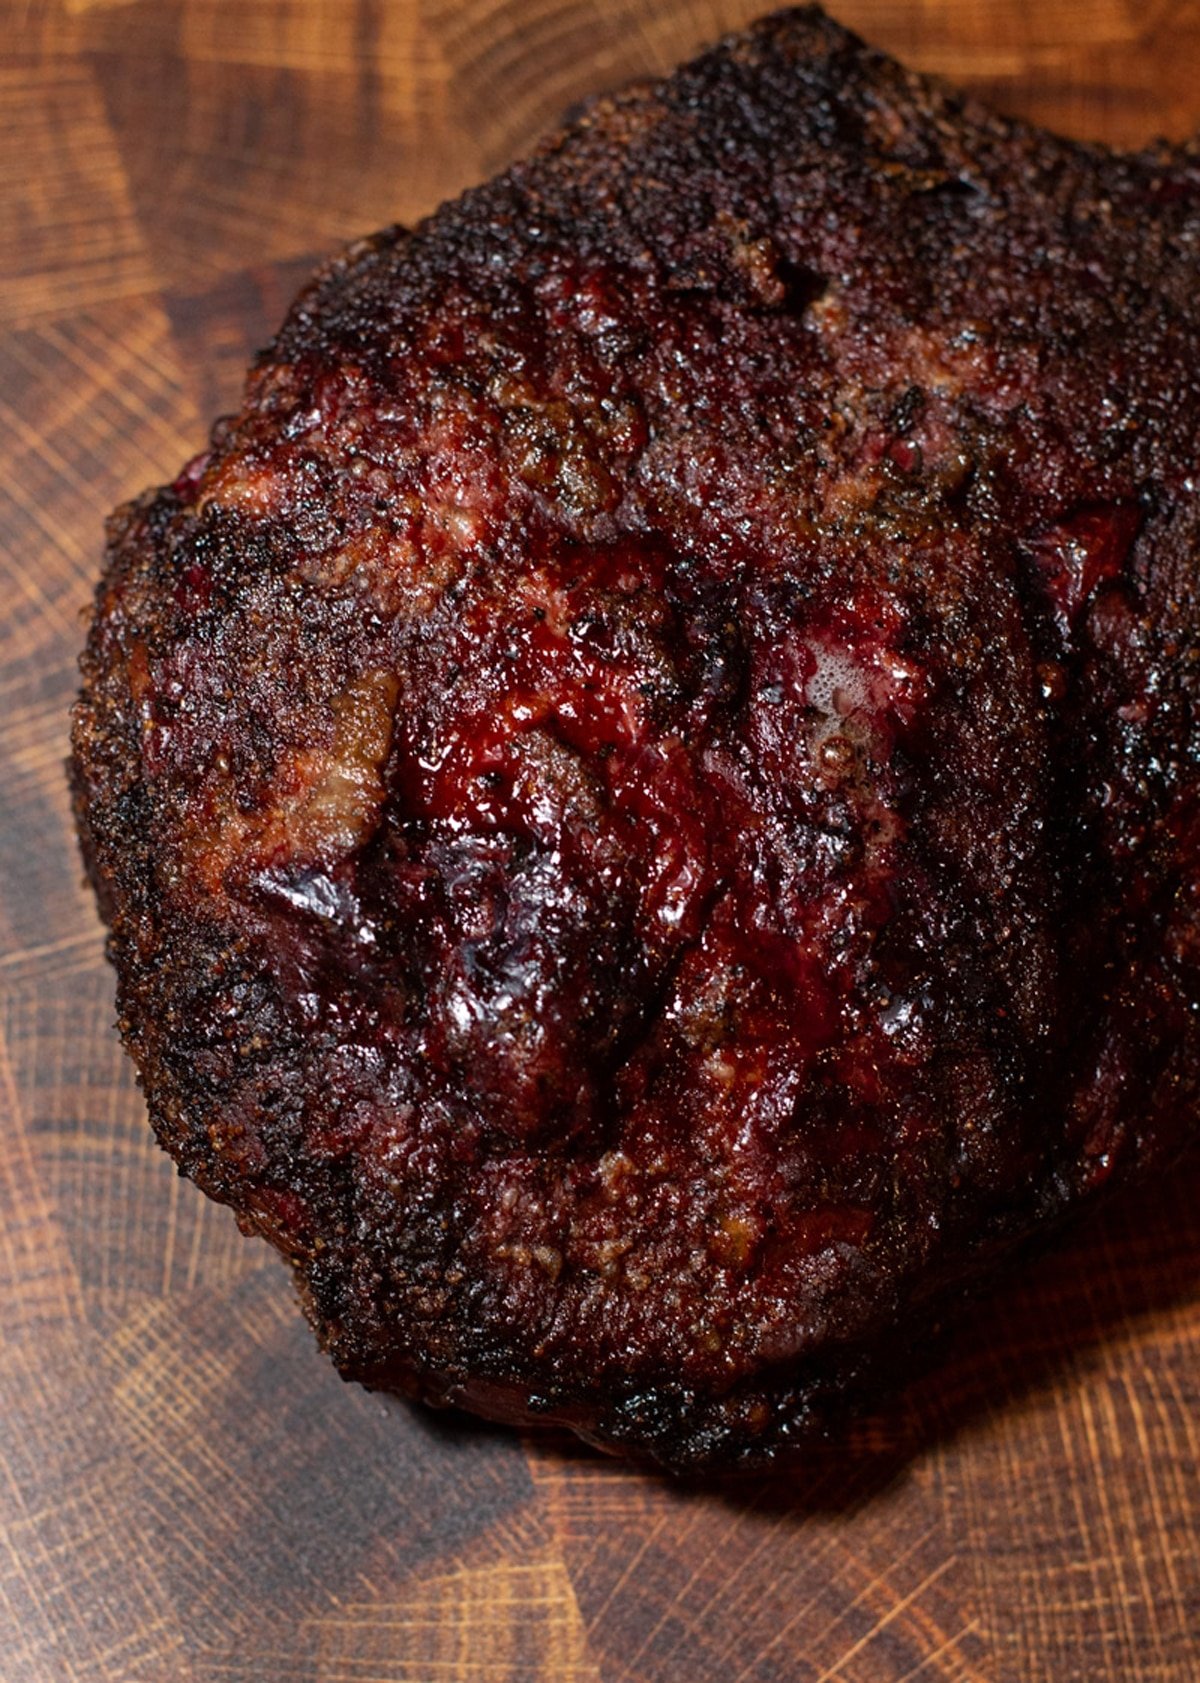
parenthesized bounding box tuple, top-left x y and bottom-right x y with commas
(72, 6, 1200, 1469)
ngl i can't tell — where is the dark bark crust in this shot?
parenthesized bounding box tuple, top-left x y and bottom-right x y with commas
(73, 6, 1200, 1468)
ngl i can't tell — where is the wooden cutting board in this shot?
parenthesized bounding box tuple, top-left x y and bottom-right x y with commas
(2, 2, 1198, 1679)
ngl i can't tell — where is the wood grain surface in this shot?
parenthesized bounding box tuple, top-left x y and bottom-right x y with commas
(2, 2, 1199, 1679)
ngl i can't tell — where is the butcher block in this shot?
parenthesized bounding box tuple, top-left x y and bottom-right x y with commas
(1, 1, 1198, 1679)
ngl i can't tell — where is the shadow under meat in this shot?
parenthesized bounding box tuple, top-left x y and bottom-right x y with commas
(389, 1143, 1200, 1518)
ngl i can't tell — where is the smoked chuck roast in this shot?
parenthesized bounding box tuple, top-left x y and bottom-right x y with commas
(72, 6, 1200, 1469)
